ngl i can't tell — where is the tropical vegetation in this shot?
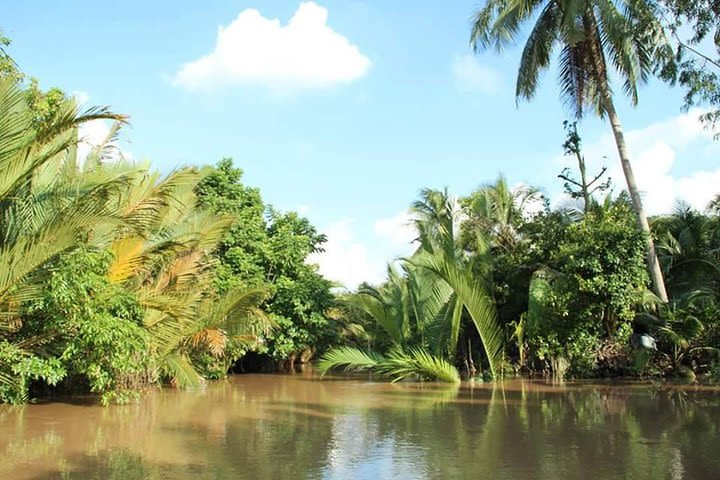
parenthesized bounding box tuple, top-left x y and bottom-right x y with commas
(0, 36, 335, 404)
(321, 144, 720, 382)
(1, 0, 720, 404)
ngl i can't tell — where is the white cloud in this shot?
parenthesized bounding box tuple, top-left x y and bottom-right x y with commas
(173, 2, 371, 92)
(559, 109, 719, 214)
(72, 90, 90, 106)
(77, 120, 133, 164)
(452, 54, 502, 94)
(296, 205, 311, 215)
(373, 210, 416, 249)
(307, 220, 386, 290)
(307, 212, 419, 290)
(676, 170, 720, 210)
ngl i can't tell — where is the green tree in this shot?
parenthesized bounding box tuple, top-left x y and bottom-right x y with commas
(658, 0, 720, 136)
(470, 0, 672, 302)
(0, 29, 21, 82)
(528, 199, 649, 376)
(195, 158, 335, 368)
(19, 249, 149, 405)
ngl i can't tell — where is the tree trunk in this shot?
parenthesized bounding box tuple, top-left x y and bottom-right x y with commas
(603, 101, 668, 302)
(584, 14, 669, 302)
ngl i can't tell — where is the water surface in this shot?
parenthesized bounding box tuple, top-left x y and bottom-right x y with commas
(1, 373, 719, 479)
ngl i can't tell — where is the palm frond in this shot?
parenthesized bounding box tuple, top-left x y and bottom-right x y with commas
(415, 252, 504, 377)
(379, 348, 460, 383)
(316, 346, 385, 375)
(161, 353, 204, 389)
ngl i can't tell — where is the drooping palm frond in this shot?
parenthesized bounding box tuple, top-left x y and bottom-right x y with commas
(316, 346, 385, 374)
(658, 314, 704, 352)
(0, 368, 28, 404)
(419, 283, 462, 357)
(317, 346, 460, 383)
(347, 289, 405, 345)
(160, 353, 204, 389)
(185, 286, 273, 358)
(415, 252, 504, 377)
(189, 329, 228, 357)
(201, 286, 272, 336)
(405, 263, 454, 338)
(0, 79, 124, 201)
(106, 236, 148, 283)
(378, 348, 460, 383)
(114, 166, 204, 234)
(470, 0, 541, 53)
(517, 1, 560, 101)
(139, 290, 201, 329)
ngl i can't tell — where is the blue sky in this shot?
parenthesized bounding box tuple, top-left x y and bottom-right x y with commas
(4, 1, 719, 287)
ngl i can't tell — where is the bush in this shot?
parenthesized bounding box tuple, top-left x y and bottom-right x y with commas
(19, 249, 150, 403)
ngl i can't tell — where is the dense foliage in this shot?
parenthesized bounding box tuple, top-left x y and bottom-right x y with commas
(325, 155, 720, 382)
(0, 39, 334, 404)
(196, 159, 337, 368)
(2, 2, 720, 406)
(659, 0, 720, 136)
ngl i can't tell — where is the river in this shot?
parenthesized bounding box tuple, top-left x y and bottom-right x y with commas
(1, 373, 719, 479)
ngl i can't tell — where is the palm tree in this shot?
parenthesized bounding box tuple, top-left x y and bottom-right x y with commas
(411, 187, 462, 257)
(319, 188, 504, 380)
(461, 175, 541, 251)
(653, 204, 720, 303)
(0, 78, 125, 399)
(80, 158, 273, 388)
(318, 263, 463, 383)
(470, 0, 671, 302)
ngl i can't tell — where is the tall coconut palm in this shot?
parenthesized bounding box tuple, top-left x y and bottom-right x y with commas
(470, 0, 671, 301)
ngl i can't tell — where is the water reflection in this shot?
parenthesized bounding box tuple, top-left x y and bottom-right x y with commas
(1, 373, 719, 479)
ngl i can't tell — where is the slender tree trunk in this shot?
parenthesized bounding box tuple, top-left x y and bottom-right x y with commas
(602, 100, 668, 302)
(584, 15, 669, 302)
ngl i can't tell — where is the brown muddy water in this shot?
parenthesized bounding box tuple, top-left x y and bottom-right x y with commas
(1, 373, 719, 480)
